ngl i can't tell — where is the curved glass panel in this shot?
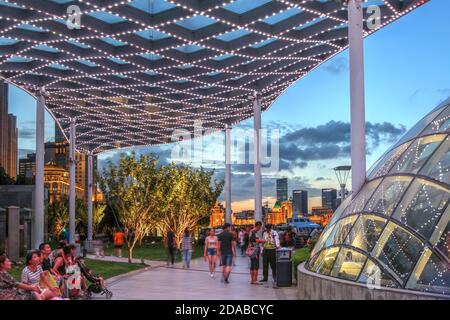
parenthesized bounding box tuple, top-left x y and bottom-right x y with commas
(331, 248, 367, 281)
(422, 107, 450, 135)
(310, 224, 336, 258)
(430, 206, 450, 260)
(324, 215, 358, 247)
(367, 142, 411, 180)
(390, 135, 446, 175)
(393, 107, 445, 148)
(420, 136, 450, 185)
(308, 247, 340, 276)
(358, 260, 398, 288)
(342, 179, 381, 217)
(327, 195, 353, 227)
(364, 176, 413, 217)
(393, 178, 450, 240)
(345, 215, 387, 252)
(372, 222, 424, 284)
(407, 248, 450, 295)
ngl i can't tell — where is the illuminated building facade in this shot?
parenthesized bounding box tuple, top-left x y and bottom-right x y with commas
(44, 163, 84, 204)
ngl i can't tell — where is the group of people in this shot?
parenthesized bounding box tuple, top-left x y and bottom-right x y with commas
(202, 222, 284, 286)
(0, 241, 103, 300)
(163, 229, 195, 269)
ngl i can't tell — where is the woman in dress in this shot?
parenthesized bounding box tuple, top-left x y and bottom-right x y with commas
(203, 228, 218, 277)
(0, 255, 43, 300)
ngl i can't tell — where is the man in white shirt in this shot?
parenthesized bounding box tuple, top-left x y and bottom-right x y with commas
(260, 224, 280, 285)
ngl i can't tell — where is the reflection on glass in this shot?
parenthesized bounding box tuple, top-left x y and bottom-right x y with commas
(324, 215, 358, 247)
(429, 206, 450, 260)
(420, 136, 450, 185)
(372, 222, 424, 284)
(358, 260, 398, 288)
(310, 224, 335, 258)
(407, 248, 450, 295)
(307, 247, 340, 276)
(345, 215, 387, 252)
(364, 176, 412, 217)
(343, 179, 381, 216)
(331, 248, 367, 281)
(367, 142, 411, 179)
(327, 195, 352, 227)
(422, 107, 450, 135)
(390, 135, 446, 175)
(393, 178, 450, 240)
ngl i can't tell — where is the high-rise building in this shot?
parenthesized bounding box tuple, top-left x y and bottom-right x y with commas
(322, 188, 337, 211)
(0, 80, 18, 179)
(19, 153, 36, 178)
(276, 178, 288, 202)
(292, 190, 308, 218)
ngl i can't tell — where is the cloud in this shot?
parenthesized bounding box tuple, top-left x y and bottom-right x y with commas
(19, 128, 35, 139)
(18, 148, 35, 160)
(323, 57, 348, 75)
(279, 121, 406, 165)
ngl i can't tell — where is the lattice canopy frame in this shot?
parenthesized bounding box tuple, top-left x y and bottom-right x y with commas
(0, 0, 428, 154)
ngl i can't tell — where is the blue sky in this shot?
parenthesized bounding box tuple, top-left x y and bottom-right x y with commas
(9, 0, 450, 211)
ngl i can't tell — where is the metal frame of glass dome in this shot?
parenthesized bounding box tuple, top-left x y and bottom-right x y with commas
(0, 0, 428, 249)
(307, 100, 450, 296)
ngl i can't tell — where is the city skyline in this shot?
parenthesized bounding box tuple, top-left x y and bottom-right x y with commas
(6, 0, 450, 211)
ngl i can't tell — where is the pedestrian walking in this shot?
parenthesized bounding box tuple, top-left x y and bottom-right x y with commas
(113, 229, 125, 258)
(181, 230, 194, 269)
(203, 228, 218, 277)
(217, 223, 236, 284)
(164, 229, 177, 267)
(246, 221, 264, 285)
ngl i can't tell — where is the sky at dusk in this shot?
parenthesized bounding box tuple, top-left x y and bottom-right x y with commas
(8, 0, 450, 212)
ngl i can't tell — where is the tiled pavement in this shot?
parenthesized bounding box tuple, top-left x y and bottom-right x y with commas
(93, 255, 298, 300)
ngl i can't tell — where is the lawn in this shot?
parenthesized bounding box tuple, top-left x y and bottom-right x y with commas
(103, 241, 205, 261)
(9, 259, 145, 282)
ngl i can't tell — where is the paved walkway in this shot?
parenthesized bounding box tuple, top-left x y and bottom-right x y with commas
(95, 255, 298, 300)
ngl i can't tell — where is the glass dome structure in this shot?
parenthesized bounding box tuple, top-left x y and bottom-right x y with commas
(307, 98, 450, 296)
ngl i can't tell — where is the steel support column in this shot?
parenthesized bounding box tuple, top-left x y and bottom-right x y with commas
(348, 0, 367, 194)
(87, 153, 93, 241)
(253, 94, 262, 223)
(225, 124, 232, 224)
(33, 89, 45, 249)
(69, 119, 76, 244)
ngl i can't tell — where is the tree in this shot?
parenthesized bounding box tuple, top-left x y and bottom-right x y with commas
(0, 166, 14, 185)
(98, 153, 163, 263)
(157, 163, 223, 246)
(47, 197, 88, 238)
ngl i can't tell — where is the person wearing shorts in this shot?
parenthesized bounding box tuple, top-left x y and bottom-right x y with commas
(217, 223, 236, 284)
(203, 228, 218, 277)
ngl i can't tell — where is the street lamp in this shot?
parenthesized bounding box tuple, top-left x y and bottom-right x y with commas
(334, 166, 351, 201)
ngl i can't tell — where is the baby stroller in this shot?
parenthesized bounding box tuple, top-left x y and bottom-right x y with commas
(77, 258, 113, 299)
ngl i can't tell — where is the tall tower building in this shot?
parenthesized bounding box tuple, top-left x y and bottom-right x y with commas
(322, 188, 337, 211)
(0, 80, 18, 179)
(292, 190, 308, 218)
(276, 178, 288, 202)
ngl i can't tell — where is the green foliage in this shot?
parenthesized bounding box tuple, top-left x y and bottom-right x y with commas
(98, 153, 164, 262)
(0, 166, 14, 185)
(157, 163, 224, 245)
(47, 197, 105, 239)
(98, 152, 223, 262)
(292, 247, 312, 280)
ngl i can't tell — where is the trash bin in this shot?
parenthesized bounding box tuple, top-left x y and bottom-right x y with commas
(276, 248, 292, 287)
